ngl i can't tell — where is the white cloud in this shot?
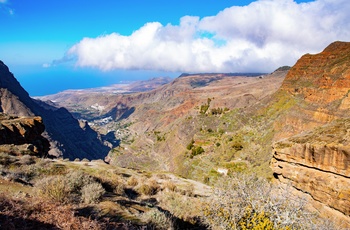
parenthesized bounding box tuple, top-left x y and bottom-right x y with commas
(42, 63, 51, 68)
(67, 0, 350, 73)
(0, 0, 7, 3)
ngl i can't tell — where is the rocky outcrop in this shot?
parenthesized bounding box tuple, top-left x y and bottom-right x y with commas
(0, 60, 110, 160)
(0, 113, 49, 156)
(271, 41, 350, 227)
(273, 41, 350, 140)
(271, 118, 350, 227)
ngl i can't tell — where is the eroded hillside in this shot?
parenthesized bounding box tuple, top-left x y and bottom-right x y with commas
(273, 41, 350, 139)
(270, 41, 350, 227)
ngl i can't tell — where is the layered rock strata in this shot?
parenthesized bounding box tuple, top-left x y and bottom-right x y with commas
(271, 41, 350, 227)
(0, 113, 49, 156)
(273, 41, 350, 140)
(271, 119, 350, 226)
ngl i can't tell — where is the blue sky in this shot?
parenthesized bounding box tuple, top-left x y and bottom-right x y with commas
(1, 0, 349, 96)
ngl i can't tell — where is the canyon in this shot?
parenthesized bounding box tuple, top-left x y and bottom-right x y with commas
(0, 41, 350, 227)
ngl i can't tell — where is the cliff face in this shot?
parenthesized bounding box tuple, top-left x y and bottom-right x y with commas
(271, 119, 350, 226)
(271, 41, 350, 226)
(0, 113, 49, 156)
(273, 41, 350, 140)
(0, 61, 110, 160)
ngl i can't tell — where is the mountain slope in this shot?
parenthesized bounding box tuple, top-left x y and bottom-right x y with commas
(270, 41, 350, 227)
(272, 41, 350, 139)
(99, 71, 287, 177)
(0, 61, 110, 160)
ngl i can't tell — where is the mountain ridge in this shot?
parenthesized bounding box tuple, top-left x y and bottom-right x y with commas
(270, 41, 350, 226)
(0, 61, 110, 160)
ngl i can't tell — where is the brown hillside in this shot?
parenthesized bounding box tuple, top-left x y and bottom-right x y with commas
(271, 41, 350, 227)
(106, 72, 286, 173)
(273, 41, 350, 139)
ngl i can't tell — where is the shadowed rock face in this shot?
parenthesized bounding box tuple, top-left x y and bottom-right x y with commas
(0, 61, 110, 160)
(271, 41, 350, 227)
(0, 113, 49, 156)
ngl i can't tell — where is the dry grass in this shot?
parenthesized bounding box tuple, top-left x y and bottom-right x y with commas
(136, 179, 160, 196)
(163, 180, 177, 192)
(0, 194, 104, 230)
(35, 169, 103, 204)
(141, 208, 173, 230)
(158, 191, 203, 225)
(35, 175, 68, 203)
(0, 155, 208, 228)
(81, 182, 105, 204)
(127, 176, 139, 187)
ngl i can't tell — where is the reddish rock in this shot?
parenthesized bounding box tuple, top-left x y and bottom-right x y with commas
(270, 42, 350, 227)
(273, 41, 350, 139)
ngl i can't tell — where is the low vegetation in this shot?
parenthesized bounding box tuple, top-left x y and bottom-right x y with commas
(202, 173, 337, 229)
(0, 151, 341, 229)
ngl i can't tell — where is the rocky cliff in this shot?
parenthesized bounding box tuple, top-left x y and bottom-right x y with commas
(273, 41, 350, 139)
(0, 113, 49, 156)
(0, 61, 110, 160)
(271, 41, 350, 227)
(271, 118, 350, 227)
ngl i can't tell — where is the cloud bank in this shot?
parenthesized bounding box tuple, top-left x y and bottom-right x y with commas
(66, 0, 350, 73)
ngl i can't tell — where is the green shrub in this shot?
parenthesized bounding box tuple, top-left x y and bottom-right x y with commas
(232, 142, 243, 151)
(200, 104, 209, 114)
(238, 208, 275, 230)
(211, 107, 224, 115)
(191, 146, 204, 157)
(186, 139, 195, 150)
